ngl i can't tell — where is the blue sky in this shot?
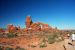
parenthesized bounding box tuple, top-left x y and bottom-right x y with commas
(0, 0, 75, 29)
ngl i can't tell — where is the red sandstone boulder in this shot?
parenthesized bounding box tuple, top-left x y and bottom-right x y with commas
(30, 22, 41, 31)
(25, 16, 53, 32)
(0, 28, 4, 33)
(10, 26, 17, 33)
(25, 16, 33, 28)
(7, 24, 14, 33)
(7, 24, 21, 33)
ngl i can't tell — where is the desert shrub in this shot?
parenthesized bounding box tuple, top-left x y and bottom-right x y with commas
(39, 42, 47, 48)
(18, 48, 25, 50)
(39, 38, 47, 48)
(6, 47, 14, 50)
(0, 46, 3, 50)
(0, 33, 4, 38)
(7, 33, 17, 38)
(0, 47, 3, 50)
(15, 46, 26, 50)
(48, 36, 55, 44)
(47, 33, 58, 44)
(31, 45, 36, 48)
(55, 36, 63, 42)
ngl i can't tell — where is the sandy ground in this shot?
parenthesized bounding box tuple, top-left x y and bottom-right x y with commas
(24, 41, 75, 50)
(25, 41, 64, 50)
(0, 38, 75, 50)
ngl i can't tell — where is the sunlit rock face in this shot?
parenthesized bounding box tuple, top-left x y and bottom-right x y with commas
(30, 22, 41, 32)
(25, 16, 53, 32)
(7, 24, 14, 33)
(24, 16, 61, 33)
(16, 26, 21, 33)
(7, 24, 21, 33)
(25, 16, 33, 28)
(30, 22, 51, 32)
(0, 28, 4, 33)
(6, 16, 60, 33)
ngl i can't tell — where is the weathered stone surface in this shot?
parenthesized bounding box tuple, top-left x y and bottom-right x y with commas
(25, 16, 54, 32)
(7, 24, 21, 33)
(7, 24, 13, 33)
(29, 22, 52, 32)
(0, 28, 4, 33)
(30, 22, 41, 31)
(25, 16, 33, 28)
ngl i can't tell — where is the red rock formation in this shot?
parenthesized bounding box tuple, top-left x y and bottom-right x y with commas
(7, 24, 13, 33)
(25, 16, 33, 28)
(30, 22, 51, 31)
(0, 28, 4, 33)
(7, 24, 21, 33)
(25, 16, 54, 32)
(16, 26, 21, 33)
(30, 22, 41, 31)
(10, 26, 17, 33)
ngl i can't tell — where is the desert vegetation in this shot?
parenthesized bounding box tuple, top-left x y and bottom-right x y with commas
(0, 16, 74, 50)
(0, 46, 26, 50)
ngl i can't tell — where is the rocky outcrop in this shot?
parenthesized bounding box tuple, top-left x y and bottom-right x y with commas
(30, 22, 41, 31)
(0, 15, 70, 49)
(24, 16, 57, 33)
(0, 28, 4, 33)
(7, 24, 21, 33)
(25, 16, 33, 28)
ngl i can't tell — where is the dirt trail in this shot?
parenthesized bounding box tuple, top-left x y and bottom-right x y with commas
(26, 41, 75, 50)
(26, 41, 64, 50)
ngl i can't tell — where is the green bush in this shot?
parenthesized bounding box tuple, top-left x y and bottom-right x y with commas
(6, 47, 14, 50)
(39, 38, 47, 48)
(7, 33, 17, 38)
(15, 46, 26, 50)
(0, 46, 3, 50)
(18, 48, 25, 50)
(47, 33, 58, 44)
(31, 45, 36, 48)
(48, 36, 55, 44)
(39, 42, 47, 48)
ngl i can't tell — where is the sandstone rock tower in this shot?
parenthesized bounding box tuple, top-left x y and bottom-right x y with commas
(25, 16, 33, 28)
